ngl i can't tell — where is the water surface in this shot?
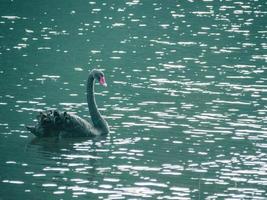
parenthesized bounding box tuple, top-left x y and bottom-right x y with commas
(0, 0, 267, 199)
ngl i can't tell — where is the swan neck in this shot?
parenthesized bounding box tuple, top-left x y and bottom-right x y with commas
(87, 74, 108, 132)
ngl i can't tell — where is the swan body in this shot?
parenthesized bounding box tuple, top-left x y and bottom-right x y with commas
(26, 69, 109, 138)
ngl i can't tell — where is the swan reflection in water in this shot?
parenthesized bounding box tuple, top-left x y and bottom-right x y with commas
(27, 135, 111, 188)
(26, 69, 110, 138)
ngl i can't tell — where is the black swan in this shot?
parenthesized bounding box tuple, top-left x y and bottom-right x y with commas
(26, 69, 109, 138)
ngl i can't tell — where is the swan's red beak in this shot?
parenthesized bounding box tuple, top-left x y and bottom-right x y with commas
(99, 76, 107, 87)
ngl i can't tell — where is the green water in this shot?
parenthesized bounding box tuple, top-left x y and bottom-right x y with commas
(1, 0, 267, 199)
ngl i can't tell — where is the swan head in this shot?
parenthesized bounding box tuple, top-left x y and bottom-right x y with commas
(91, 69, 107, 87)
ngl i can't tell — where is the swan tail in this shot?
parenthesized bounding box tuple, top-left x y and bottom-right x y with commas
(26, 125, 43, 137)
(26, 125, 35, 132)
